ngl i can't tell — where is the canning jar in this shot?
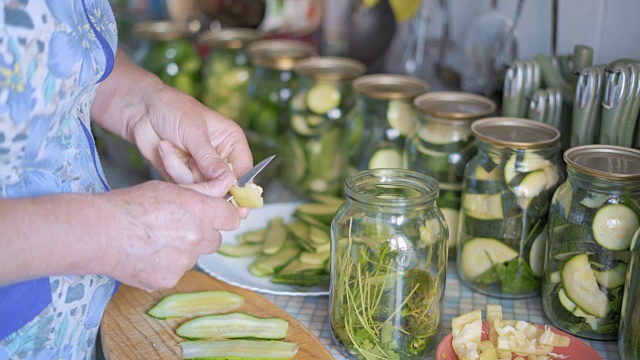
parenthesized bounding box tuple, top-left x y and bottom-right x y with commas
(542, 145, 640, 341)
(457, 118, 563, 298)
(283, 56, 366, 197)
(134, 21, 200, 98)
(404, 92, 496, 257)
(330, 169, 448, 359)
(246, 39, 316, 139)
(620, 229, 640, 359)
(198, 28, 260, 128)
(345, 74, 429, 175)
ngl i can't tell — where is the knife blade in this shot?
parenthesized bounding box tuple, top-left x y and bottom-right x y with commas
(224, 154, 276, 201)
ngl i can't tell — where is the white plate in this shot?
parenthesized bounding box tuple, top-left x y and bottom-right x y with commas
(197, 202, 330, 296)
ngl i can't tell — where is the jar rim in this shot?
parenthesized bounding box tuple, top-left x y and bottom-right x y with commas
(294, 57, 366, 80)
(247, 39, 316, 70)
(134, 20, 194, 41)
(471, 117, 560, 148)
(352, 74, 429, 100)
(344, 169, 439, 207)
(564, 145, 640, 180)
(414, 91, 497, 120)
(197, 28, 261, 49)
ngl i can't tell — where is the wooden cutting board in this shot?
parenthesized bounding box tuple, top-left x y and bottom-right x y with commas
(100, 271, 334, 360)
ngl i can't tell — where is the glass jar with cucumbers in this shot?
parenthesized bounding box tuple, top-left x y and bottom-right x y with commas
(345, 74, 429, 175)
(284, 57, 366, 197)
(404, 92, 496, 258)
(457, 118, 564, 299)
(542, 145, 640, 341)
(246, 39, 316, 140)
(134, 21, 201, 98)
(330, 169, 448, 359)
(620, 229, 640, 358)
(198, 28, 260, 128)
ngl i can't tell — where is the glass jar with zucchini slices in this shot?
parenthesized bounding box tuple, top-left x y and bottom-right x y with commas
(620, 229, 640, 359)
(284, 57, 366, 197)
(458, 118, 563, 299)
(246, 39, 316, 139)
(134, 21, 201, 98)
(198, 28, 260, 128)
(542, 145, 640, 341)
(330, 169, 448, 359)
(404, 92, 497, 257)
(345, 74, 429, 174)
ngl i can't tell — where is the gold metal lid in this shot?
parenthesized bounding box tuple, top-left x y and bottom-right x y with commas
(247, 39, 316, 70)
(471, 117, 560, 149)
(414, 91, 497, 120)
(133, 20, 194, 41)
(564, 145, 640, 180)
(352, 74, 429, 100)
(294, 57, 366, 81)
(197, 28, 261, 49)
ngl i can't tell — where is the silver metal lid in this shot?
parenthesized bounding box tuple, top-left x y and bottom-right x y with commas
(294, 56, 366, 81)
(564, 145, 640, 180)
(133, 20, 194, 41)
(352, 74, 429, 100)
(247, 39, 316, 70)
(197, 28, 261, 49)
(414, 91, 497, 120)
(471, 117, 560, 149)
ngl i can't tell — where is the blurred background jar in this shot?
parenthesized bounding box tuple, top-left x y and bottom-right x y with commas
(346, 74, 428, 175)
(330, 169, 447, 359)
(284, 57, 366, 198)
(458, 118, 563, 299)
(620, 229, 640, 359)
(198, 28, 261, 128)
(404, 91, 496, 258)
(134, 20, 201, 98)
(543, 145, 640, 341)
(245, 39, 316, 140)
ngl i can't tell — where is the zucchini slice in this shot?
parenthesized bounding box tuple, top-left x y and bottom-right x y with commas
(460, 237, 519, 279)
(387, 99, 418, 136)
(561, 253, 609, 318)
(593, 262, 627, 289)
(218, 243, 263, 257)
(592, 203, 640, 250)
(176, 312, 289, 340)
(306, 83, 341, 114)
(462, 193, 504, 220)
(558, 288, 577, 312)
(368, 148, 402, 169)
(528, 226, 548, 277)
(441, 207, 460, 249)
(147, 291, 244, 319)
(180, 340, 299, 359)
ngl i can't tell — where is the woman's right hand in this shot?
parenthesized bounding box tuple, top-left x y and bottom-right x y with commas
(95, 179, 241, 291)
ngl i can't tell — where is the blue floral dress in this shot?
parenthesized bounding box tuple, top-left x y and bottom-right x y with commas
(0, 0, 118, 359)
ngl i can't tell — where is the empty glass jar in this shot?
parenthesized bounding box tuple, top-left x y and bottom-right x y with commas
(457, 118, 563, 298)
(543, 145, 640, 341)
(330, 169, 448, 359)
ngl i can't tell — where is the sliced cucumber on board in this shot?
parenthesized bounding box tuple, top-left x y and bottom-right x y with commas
(592, 203, 640, 250)
(561, 253, 610, 318)
(147, 291, 244, 319)
(176, 312, 289, 340)
(460, 237, 519, 279)
(180, 340, 299, 359)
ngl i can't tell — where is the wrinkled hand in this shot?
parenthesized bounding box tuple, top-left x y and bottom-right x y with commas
(98, 180, 241, 291)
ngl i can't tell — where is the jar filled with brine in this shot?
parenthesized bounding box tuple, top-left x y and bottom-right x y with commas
(134, 21, 200, 98)
(458, 118, 563, 298)
(198, 28, 260, 128)
(543, 145, 640, 341)
(284, 57, 366, 197)
(404, 92, 496, 257)
(620, 229, 640, 359)
(345, 74, 429, 175)
(246, 39, 315, 139)
(330, 169, 448, 359)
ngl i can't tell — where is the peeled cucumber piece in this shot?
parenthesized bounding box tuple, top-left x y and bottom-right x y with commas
(180, 340, 299, 359)
(176, 312, 289, 340)
(561, 253, 609, 318)
(147, 291, 244, 319)
(592, 203, 640, 250)
(460, 237, 519, 279)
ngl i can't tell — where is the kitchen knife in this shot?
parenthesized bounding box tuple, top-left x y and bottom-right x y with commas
(224, 154, 276, 201)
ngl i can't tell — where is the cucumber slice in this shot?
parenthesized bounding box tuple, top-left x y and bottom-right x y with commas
(147, 291, 244, 319)
(561, 253, 609, 318)
(475, 165, 502, 181)
(368, 148, 402, 169)
(592, 203, 640, 250)
(572, 307, 600, 331)
(593, 262, 627, 289)
(295, 202, 341, 225)
(441, 207, 460, 249)
(528, 226, 548, 277)
(551, 182, 573, 220)
(290, 115, 322, 136)
(504, 152, 553, 184)
(218, 243, 263, 257)
(299, 250, 330, 265)
(462, 193, 504, 220)
(460, 237, 519, 279)
(580, 193, 609, 208)
(220, 68, 250, 89)
(176, 312, 289, 340)
(250, 246, 301, 277)
(549, 271, 561, 284)
(262, 217, 288, 255)
(307, 83, 341, 114)
(290, 92, 306, 112)
(558, 288, 577, 312)
(180, 340, 299, 359)
(387, 99, 418, 136)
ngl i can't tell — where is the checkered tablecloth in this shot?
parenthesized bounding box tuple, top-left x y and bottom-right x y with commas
(259, 262, 621, 360)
